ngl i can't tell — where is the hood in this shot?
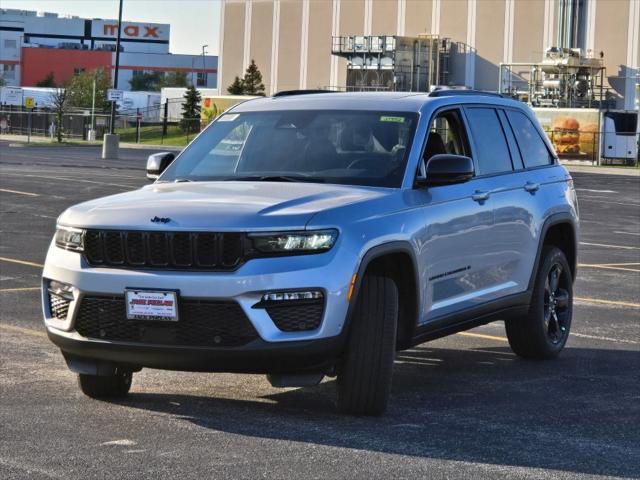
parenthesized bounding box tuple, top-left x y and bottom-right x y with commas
(58, 181, 393, 231)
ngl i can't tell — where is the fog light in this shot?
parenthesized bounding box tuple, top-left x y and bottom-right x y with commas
(261, 290, 323, 303)
(48, 280, 74, 300)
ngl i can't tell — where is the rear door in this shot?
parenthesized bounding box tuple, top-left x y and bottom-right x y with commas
(498, 108, 560, 291)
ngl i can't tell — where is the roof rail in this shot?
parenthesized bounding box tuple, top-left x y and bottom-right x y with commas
(273, 89, 334, 98)
(428, 89, 504, 98)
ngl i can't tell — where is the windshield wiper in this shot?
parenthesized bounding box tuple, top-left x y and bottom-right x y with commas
(230, 175, 324, 183)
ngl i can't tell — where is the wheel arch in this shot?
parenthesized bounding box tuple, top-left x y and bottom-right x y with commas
(529, 213, 578, 291)
(346, 241, 420, 350)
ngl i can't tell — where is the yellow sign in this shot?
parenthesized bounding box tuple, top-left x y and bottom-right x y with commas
(25, 97, 35, 109)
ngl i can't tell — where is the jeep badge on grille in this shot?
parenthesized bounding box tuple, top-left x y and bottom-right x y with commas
(151, 216, 171, 224)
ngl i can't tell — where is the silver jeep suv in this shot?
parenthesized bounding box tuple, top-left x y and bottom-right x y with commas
(43, 91, 578, 415)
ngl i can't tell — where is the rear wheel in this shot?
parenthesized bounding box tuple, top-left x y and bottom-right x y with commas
(506, 246, 573, 359)
(337, 273, 398, 415)
(78, 370, 133, 399)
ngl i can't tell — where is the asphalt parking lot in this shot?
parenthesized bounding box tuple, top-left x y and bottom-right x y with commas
(0, 140, 638, 479)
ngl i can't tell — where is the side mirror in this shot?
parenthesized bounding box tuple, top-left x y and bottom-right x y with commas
(146, 152, 175, 180)
(419, 154, 474, 187)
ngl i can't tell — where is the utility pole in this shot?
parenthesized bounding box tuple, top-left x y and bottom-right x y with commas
(109, 0, 124, 134)
(103, 0, 123, 159)
(89, 74, 96, 141)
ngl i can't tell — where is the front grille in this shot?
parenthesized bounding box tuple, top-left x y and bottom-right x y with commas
(266, 300, 324, 332)
(74, 296, 258, 347)
(49, 293, 71, 320)
(84, 230, 245, 270)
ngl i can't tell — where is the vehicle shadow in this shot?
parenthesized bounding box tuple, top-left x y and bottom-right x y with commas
(117, 345, 640, 478)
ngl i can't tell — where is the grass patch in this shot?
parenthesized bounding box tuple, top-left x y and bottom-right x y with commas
(117, 125, 198, 147)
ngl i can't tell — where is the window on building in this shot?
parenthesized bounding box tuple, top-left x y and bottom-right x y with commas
(74, 68, 86, 75)
(197, 72, 208, 86)
(2, 64, 16, 79)
(506, 110, 554, 168)
(465, 107, 513, 175)
(132, 70, 145, 77)
(4, 39, 17, 49)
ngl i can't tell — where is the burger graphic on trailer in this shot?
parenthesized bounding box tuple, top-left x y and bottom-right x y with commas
(552, 116, 581, 154)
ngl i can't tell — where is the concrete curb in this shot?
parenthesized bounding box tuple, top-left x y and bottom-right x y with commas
(1, 134, 183, 152)
(563, 164, 640, 177)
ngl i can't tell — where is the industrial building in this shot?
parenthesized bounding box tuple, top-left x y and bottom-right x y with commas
(218, 0, 639, 110)
(0, 9, 218, 90)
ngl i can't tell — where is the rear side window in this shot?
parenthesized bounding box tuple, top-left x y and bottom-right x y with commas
(465, 107, 513, 175)
(506, 110, 553, 168)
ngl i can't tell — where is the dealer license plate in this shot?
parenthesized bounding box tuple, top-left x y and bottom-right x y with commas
(125, 289, 178, 321)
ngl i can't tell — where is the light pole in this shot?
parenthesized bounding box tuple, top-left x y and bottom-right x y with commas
(103, 0, 123, 160)
(201, 44, 208, 87)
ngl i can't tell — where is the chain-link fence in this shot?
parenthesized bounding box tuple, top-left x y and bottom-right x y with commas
(0, 100, 205, 146)
(2, 105, 637, 164)
(113, 99, 203, 146)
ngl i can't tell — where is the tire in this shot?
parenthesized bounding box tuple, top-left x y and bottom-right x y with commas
(337, 273, 398, 415)
(506, 246, 573, 359)
(78, 370, 133, 399)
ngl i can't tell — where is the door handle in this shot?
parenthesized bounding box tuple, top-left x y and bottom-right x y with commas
(524, 182, 540, 193)
(472, 190, 491, 202)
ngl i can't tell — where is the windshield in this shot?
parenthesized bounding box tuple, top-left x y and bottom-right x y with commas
(159, 110, 418, 187)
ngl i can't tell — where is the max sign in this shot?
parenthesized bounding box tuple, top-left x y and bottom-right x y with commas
(103, 24, 160, 38)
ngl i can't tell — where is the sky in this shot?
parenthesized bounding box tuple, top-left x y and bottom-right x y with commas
(2, 0, 221, 55)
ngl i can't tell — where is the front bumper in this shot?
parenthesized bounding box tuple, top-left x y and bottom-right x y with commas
(42, 240, 357, 372)
(49, 329, 346, 374)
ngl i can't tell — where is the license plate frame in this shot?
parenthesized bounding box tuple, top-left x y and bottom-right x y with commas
(125, 288, 179, 321)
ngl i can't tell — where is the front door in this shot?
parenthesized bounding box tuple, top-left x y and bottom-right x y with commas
(415, 108, 496, 324)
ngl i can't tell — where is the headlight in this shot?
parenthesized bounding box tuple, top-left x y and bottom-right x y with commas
(250, 229, 338, 254)
(55, 226, 84, 252)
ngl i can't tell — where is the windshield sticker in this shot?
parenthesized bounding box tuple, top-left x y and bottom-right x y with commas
(218, 114, 239, 122)
(379, 116, 405, 123)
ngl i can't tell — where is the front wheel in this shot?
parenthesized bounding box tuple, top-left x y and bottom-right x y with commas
(78, 370, 133, 399)
(336, 274, 398, 415)
(506, 246, 573, 359)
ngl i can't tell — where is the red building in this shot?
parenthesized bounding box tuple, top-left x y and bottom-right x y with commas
(20, 48, 112, 87)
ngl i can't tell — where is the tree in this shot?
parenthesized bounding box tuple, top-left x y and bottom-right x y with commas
(226, 76, 244, 95)
(241, 60, 265, 96)
(180, 85, 201, 133)
(66, 68, 111, 111)
(157, 71, 189, 90)
(0, 76, 5, 87)
(225, 61, 266, 96)
(129, 71, 163, 91)
(36, 72, 56, 88)
(50, 87, 69, 143)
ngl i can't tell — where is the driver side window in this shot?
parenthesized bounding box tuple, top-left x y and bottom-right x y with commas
(418, 109, 470, 179)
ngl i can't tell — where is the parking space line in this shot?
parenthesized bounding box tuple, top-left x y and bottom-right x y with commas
(0, 257, 44, 268)
(614, 231, 640, 237)
(580, 241, 640, 251)
(44, 176, 136, 189)
(578, 197, 640, 207)
(0, 324, 47, 338)
(0, 286, 40, 293)
(590, 262, 640, 266)
(578, 263, 640, 273)
(0, 188, 40, 197)
(571, 332, 639, 345)
(1, 172, 135, 189)
(457, 332, 508, 342)
(575, 296, 640, 308)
